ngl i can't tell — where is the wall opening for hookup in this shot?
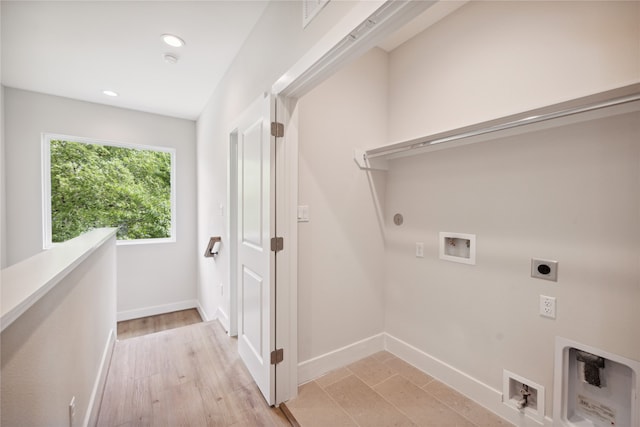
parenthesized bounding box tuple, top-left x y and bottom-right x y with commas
(554, 337, 640, 427)
(439, 232, 476, 265)
(503, 369, 545, 424)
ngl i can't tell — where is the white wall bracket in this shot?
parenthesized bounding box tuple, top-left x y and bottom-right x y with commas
(354, 148, 388, 171)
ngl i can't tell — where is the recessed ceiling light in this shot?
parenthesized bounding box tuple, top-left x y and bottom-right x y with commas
(161, 34, 185, 48)
(103, 90, 118, 97)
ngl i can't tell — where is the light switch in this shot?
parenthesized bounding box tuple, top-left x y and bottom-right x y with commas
(297, 205, 309, 222)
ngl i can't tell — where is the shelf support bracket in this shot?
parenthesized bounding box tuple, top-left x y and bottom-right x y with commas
(354, 149, 388, 171)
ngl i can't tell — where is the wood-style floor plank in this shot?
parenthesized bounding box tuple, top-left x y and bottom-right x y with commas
(105, 317, 515, 427)
(98, 320, 289, 427)
(117, 308, 203, 340)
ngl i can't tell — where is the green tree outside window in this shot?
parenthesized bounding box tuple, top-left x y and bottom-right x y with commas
(50, 140, 173, 242)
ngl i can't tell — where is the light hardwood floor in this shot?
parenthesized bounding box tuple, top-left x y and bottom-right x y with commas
(117, 308, 203, 340)
(98, 320, 290, 426)
(104, 313, 512, 426)
(285, 351, 515, 427)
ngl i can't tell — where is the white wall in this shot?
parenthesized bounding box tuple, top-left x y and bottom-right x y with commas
(384, 112, 640, 416)
(198, 2, 638, 421)
(195, 0, 362, 322)
(1, 231, 117, 426)
(382, 0, 640, 418)
(282, 0, 639, 419)
(1, 85, 5, 269)
(3, 88, 197, 316)
(297, 48, 388, 362)
(1, 2, 5, 269)
(388, 0, 640, 143)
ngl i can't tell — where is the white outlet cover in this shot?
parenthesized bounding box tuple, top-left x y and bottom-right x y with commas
(539, 295, 556, 319)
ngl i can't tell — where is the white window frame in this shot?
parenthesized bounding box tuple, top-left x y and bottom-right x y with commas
(42, 133, 177, 248)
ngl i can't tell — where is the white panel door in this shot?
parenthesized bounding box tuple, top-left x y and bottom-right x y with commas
(236, 95, 275, 405)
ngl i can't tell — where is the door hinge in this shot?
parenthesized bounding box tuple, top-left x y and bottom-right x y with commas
(270, 348, 284, 365)
(271, 121, 284, 138)
(271, 237, 284, 252)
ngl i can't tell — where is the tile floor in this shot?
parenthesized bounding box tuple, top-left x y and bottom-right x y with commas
(285, 351, 514, 427)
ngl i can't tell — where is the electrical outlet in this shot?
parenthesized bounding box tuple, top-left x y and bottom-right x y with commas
(539, 295, 556, 318)
(531, 258, 558, 281)
(415, 242, 424, 258)
(69, 396, 76, 427)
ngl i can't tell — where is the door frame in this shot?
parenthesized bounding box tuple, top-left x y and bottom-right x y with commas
(271, 1, 437, 404)
(227, 129, 239, 337)
(228, 0, 438, 405)
(271, 95, 299, 403)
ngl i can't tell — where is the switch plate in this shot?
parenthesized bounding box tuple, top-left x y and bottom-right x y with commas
(297, 205, 309, 222)
(531, 259, 558, 282)
(539, 295, 556, 318)
(415, 242, 424, 258)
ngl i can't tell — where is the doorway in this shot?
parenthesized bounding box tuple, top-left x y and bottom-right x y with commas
(227, 0, 443, 406)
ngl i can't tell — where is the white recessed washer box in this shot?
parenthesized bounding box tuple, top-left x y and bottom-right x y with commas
(439, 232, 476, 265)
(503, 369, 545, 424)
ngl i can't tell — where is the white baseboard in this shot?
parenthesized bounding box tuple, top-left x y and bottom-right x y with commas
(84, 328, 116, 427)
(296, 332, 552, 426)
(196, 301, 212, 322)
(117, 300, 198, 321)
(384, 333, 552, 427)
(297, 333, 385, 385)
(217, 306, 229, 332)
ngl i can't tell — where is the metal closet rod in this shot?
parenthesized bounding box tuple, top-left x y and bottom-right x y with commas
(365, 83, 640, 160)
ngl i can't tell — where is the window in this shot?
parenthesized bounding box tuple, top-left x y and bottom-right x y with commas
(43, 134, 176, 247)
